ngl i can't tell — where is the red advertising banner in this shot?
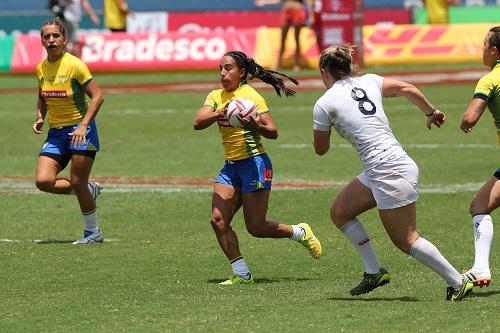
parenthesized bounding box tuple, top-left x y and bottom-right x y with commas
(11, 30, 259, 73)
(11, 35, 46, 73)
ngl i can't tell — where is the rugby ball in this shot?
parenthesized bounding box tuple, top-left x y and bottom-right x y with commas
(225, 98, 257, 128)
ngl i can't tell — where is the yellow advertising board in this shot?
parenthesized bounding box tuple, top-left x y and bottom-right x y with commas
(363, 23, 496, 66)
(254, 23, 499, 68)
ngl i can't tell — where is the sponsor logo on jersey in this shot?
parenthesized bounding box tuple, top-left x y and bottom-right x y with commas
(264, 167, 273, 182)
(42, 90, 68, 98)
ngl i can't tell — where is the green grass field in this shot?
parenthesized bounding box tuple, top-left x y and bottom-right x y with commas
(1, 68, 499, 332)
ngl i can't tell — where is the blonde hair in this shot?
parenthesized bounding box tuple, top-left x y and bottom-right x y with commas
(319, 44, 355, 80)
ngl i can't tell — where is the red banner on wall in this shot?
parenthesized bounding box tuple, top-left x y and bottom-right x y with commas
(10, 30, 259, 73)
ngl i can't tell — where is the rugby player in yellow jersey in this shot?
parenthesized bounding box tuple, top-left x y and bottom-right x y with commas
(33, 18, 105, 244)
(460, 26, 500, 288)
(193, 51, 322, 285)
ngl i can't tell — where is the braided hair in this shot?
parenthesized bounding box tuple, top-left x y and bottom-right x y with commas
(224, 51, 299, 97)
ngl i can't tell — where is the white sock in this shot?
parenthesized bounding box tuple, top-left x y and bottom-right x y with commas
(341, 218, 381, 274)
(291, 225, 305, 241)
(472, 214, 493, 273)
(83, 210, 99, 232)
(410, 237, 462, 288)
(231, 257, 251, 279)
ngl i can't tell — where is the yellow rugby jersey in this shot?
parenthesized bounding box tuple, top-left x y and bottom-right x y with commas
(474, 60, 500, 144)
(37, 52, 92, 128)
(204, 84, 269, 161)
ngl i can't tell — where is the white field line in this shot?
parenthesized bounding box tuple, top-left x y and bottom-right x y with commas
(279, 143, 496, 149)
(0, 179, 483, 194)
(0, 239, 119, 243)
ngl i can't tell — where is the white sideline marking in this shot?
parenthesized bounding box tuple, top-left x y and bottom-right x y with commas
(280, 143, 496, 149)
(0, 179, 483, 194)
(0, 239, 119, 243)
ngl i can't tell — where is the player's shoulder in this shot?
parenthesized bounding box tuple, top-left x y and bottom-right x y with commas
(359, 73, 383, 83)
(237, 84, 265, 101)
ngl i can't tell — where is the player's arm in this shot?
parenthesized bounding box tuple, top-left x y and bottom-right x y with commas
(242, 112, 278, 139)
(69, 80, 104, 146)
(382, 77, 445, 129)
(313, 102, 331, 155)
(313, 129, 330, 155)
(33, 89, 47, 134)
(460, 98, 487, 133)
(82, 80, 104, 124)
(193, 105, 223, 130)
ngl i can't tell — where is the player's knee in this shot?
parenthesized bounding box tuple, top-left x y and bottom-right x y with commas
(469, 199, 487, 216)
(394, 237, 416, 254)
(246, 224, 266, 238)
(210, 215, 226, 232)
(35, 179, 54, 192)
(330, 205, 347, 229)
(70, 177, 86, 191)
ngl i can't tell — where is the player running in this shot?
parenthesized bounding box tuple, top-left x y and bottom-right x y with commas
(193, 51, 321, 285)
(460, 26, 500, 288)
(312, 44, 473, 301)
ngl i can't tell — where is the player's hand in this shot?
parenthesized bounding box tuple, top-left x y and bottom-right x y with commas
(238, 114, 261, 131)
(220, 101, 231, 120)
(69, 123, 88, 147)
(426, 110, 446, 130)
(32, 118, 44, 134)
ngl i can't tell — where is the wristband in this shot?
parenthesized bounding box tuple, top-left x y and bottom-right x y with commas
(425, 109, 436, 116)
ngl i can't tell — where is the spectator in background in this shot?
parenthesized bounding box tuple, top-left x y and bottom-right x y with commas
(311, 0, 323, 53)
(424, 0, 460, 24)
(62, 0, 100, 57)
(103, 0, 132, 32)
(255, 0, 314, 71)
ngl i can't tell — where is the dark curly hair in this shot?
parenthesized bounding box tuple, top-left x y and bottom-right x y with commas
(224, 51, 299, 97)
(488, 26, 500, 50)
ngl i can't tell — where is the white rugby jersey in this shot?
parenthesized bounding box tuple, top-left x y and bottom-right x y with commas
(313, 74, 406, 170)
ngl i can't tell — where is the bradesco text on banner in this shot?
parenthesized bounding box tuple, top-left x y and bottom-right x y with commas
(81, 31, 258, 71)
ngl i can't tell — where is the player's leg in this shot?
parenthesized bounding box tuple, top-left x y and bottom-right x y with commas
(70, 152, 103, 244)
(240, 153, 321, 258)
(331, 176, 388, 295)
(35, 155, 72, 194)
(331, 177, 380, 274)
(464, 173, 500, 286)
(35, 127, 74, 194)
(379, 204, 472, 300)
(212, 183, 254, 285)
(211, 182, 242, 261)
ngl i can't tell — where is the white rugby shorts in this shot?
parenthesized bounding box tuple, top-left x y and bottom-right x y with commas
(357, 154, 419, 209)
